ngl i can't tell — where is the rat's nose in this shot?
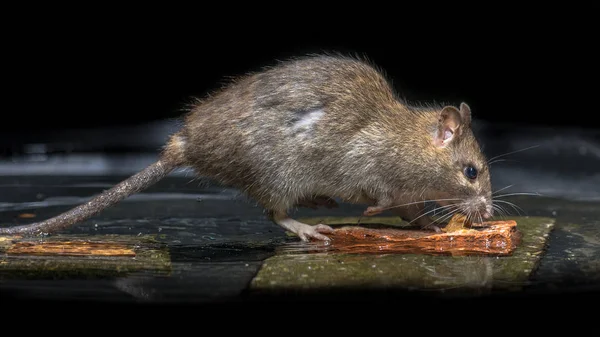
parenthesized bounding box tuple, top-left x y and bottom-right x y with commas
(482, 211, 492, 219)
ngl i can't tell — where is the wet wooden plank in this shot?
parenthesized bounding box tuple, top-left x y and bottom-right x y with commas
(0, 234, 171, 279)
(6, 240, 137, 257)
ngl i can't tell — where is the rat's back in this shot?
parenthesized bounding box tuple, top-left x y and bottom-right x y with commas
(177, 54, 401, 209)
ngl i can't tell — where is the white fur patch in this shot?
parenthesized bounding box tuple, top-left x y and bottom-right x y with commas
(291, 109, 324, 132)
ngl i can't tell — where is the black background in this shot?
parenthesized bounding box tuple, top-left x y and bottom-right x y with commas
(2, 4, 598, 136)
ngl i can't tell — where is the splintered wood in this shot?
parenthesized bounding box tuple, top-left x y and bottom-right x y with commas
(6, 240, 136, 257)
(311, 217, 521, 256)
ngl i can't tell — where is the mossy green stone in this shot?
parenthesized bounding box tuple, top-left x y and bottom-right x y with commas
(250, 216, 555, 294)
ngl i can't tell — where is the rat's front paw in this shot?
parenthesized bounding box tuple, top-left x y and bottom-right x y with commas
(363, 206, 384, 216)
(296, 224, 334, 242)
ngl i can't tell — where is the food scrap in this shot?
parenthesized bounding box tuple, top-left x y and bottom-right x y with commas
(442, 213, 473, 233)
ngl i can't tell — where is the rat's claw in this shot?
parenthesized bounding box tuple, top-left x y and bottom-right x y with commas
(297, 224, 334, 242)
(314, 224, 334, 233)
(363, 206, 384, 216)
(422, 224, 442, 233)
(272, 213, 334, 242)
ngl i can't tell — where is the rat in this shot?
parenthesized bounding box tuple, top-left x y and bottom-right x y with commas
(0, 54, 493, 241)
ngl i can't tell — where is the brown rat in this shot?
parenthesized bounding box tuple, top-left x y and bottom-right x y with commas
(0, 54, 493, 241)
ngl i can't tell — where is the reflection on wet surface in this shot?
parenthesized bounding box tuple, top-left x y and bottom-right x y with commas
(1, 182, 599, 304)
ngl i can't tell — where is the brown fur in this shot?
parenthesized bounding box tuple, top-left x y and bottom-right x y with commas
(0, 54, 492, 238)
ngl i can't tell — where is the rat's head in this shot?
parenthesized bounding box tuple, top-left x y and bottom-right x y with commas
(427, 102, 493, 222)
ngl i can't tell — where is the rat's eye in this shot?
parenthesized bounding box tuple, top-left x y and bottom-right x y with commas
(464, 166, 478, 180)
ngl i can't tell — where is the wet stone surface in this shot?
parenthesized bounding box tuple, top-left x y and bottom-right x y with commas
(0, 175, 599, 304)
(249, 216, 554, 298)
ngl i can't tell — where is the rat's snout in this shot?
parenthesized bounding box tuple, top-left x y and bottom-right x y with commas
(482, 199, 494, 219)
(464, 196, 494, 220)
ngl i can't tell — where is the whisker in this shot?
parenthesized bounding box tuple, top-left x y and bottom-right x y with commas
(429, 203, 450, 217)
(494, 202, 521, 216)
(430, 207, 461, 225)
(378, 198, 463, 212)
(465, 209, 473, 224)
(416, 203, 455, 218)
(492, 184, 514, 195)
(433, 205, 462, 220)
(494, 200, 526, 216)
(458, 209, 470, 225)
(409, 204, 460, 226)
(487, 145, 540, 163)
(407, 204, 459, 225)
(491, 205, 501, 218)
(435, 212, 459, 226)
(499, 203, 513, 217)
(488, 159, 522, 166)
(492, 204, 508, 218)
(353, 199, 460, 225)
(494, 192, 541, 198)
(488, 159, 508, 165)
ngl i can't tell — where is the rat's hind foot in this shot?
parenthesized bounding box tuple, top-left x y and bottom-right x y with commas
(272, 212, 334, 242)
(296, 195, 339, 210)
(297, 224, 334, 242)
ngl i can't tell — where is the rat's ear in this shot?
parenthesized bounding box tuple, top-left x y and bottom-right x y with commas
(459, 102, 472, 126)
(433, 105, 463, 148)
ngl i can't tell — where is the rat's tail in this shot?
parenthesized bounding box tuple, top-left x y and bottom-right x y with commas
(0, 133, 187, 236)
(0, 158, 178, 236)
(1, 132, 187, 236)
